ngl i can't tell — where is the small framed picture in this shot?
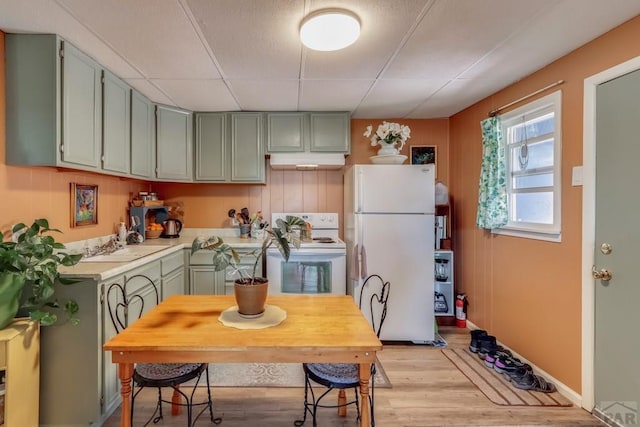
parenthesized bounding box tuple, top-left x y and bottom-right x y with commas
(410, 145, 437, 173)
(71, 183, 98, 227)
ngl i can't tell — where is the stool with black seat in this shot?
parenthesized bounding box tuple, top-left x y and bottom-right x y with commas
(294, 274, 390, 427)
(106, 274, 222, 427)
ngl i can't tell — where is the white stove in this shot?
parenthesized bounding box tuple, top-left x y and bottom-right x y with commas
(270, 212, 345, 250)
(267, 213, 347, 295)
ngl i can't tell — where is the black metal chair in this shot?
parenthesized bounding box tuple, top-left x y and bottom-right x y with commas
(294, 274, 390, 427)
(107, 274, 222, 426)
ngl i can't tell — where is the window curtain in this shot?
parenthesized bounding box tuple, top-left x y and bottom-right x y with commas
(476, 116, 508, 229)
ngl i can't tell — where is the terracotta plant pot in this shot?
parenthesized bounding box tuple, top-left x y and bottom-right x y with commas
(234, 278, 268, 316)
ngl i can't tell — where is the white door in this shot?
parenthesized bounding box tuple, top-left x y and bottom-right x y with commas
(355, 165, 434, 214)
(356, 213, 434, 342)
(592, 68, 640, 425)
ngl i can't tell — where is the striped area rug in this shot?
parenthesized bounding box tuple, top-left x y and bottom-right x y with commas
(441, 348, 572, 407)
(191, 359, 391, 388)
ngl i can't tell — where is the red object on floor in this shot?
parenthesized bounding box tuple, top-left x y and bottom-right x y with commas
(455, 294, 467, 328)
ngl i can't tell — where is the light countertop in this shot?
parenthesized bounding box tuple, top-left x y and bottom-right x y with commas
(60, 228, 263, 281)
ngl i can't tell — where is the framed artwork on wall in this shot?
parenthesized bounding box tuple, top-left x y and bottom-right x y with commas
(410, 145, 437, 175)
(71, 183, 98, 227)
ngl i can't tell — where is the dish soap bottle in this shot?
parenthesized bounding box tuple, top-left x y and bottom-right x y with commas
(118, 222, 127, 244)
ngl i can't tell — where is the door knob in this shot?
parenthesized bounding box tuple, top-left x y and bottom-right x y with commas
(592, 265, 612, 281)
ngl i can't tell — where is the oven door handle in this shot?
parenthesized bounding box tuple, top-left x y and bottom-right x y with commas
(267, 248, 346, 256)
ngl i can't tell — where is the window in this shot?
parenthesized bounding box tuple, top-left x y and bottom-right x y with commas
(493, 91, 562, 241)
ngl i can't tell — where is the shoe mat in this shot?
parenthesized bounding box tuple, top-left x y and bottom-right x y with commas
(441, 348, 572, 407)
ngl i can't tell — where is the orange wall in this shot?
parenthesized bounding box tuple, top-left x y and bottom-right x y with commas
(0, 31, 148, 243)
(154, 118, 450, 233)
(450, 15, 640, 393)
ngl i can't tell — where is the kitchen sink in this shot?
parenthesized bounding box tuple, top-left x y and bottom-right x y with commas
(79, 245, 169, 263)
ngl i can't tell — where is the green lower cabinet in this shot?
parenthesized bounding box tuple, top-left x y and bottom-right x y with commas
(39, 252, 185, 426)
(38, 276, 105, 426)
(189, 247, 262, 295)
(190, 267, 226, 295)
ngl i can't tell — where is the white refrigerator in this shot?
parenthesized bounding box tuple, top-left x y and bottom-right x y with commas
(344, 164, 435, 343)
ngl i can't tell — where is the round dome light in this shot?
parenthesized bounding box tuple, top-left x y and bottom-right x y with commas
(300, 10, 361, 52)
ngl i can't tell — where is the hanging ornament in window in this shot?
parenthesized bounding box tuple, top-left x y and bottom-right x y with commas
(518, 117, 529, 170)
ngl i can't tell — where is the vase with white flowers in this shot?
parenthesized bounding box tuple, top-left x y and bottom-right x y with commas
(364, 121, 411, 157)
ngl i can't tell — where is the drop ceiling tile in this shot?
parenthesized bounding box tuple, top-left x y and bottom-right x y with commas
(0, 0, 143, 79)
(58, 0, 221, 79)
(229, 80, 299, 111)
(186, 0, 303, 79)
(406, 78, 510, 118)
(355, 78, 447, 118)
(150, 79, 239, 111)
(383, 0, 556, 79)
(299, 79, 374, 111)
(460, 0, 640, 81)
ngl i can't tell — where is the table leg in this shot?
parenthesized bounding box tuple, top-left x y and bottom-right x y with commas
(359, 363, 372, 427)
(338, 389, 347, 416)
(118, 362, 134, 427)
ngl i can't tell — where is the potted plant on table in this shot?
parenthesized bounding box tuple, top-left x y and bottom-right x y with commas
(0, 219, 82, 329)
(191, 215, 306, 316)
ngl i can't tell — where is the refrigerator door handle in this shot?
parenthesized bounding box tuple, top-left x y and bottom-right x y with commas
(350, 244, 360, 281)
(357, 168, 364, 212)
(360, 244, 367, 279)
(350, 243, 368, 280)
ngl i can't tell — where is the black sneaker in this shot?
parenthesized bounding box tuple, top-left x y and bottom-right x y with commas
(477, 335, 497, 360)
(469, 329, 488, 353)
(499, 362, 533, 379)
(484, 348, 512, 368)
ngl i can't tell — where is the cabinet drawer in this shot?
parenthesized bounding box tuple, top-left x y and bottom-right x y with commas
(125, 260, 161, 282)
(124, 260, 161, 295)
(189, 250, 216, 265)
(189, 249, 259, 265)
(161, 251, 183, 276)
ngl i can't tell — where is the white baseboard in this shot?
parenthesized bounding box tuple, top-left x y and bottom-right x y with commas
(465, 320, 582, 407)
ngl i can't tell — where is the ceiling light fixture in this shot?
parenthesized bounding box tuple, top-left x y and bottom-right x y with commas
(300, 9, 360, 52)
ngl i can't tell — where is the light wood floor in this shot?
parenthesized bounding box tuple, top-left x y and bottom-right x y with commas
(103, 327, 603, 426)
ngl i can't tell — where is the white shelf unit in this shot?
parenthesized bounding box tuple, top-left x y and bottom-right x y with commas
(434, 250, 454, 317)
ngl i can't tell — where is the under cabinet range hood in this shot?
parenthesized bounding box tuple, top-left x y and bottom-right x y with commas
(269, 153, 345, 170)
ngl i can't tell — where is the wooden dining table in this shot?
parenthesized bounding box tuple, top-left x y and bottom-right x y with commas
(103, 294, 383, 427)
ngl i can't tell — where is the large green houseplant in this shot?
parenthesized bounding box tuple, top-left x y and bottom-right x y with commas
(191, 215, 306, 315)
(0, 219, 82, 329)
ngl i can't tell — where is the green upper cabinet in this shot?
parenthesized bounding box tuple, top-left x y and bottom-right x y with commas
(130, 90, 155, 179)
(265, 111, 350, 154)
(194, 113, 226, 181)
(230, 113, 265, 183)
(156, 105, 193, 181)
(195, 113, 264, 183)
(102, 69, 131, 175)
(266, 113, 305, 152)
(309, 112, 350, 153)
(6, 34, 102, 171)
